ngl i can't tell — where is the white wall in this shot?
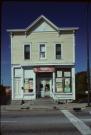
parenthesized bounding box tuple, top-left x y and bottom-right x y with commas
(13, 66, 23, 100)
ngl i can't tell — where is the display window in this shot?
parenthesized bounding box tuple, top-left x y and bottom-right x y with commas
(56, 80, 63, 93)
(64, 78, 71, 93)
(24, 78, 33, 93)
(55, 68, 72, 93)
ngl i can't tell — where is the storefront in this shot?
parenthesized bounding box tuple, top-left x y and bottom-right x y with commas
(34, 67, 54, 98)
(36, 73, 52, 98)
(12, 66, 75, 101)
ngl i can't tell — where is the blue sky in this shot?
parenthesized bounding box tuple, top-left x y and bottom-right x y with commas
(1, 2, 91, 86)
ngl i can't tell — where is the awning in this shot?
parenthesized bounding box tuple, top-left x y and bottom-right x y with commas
(34, 67, 55, 72)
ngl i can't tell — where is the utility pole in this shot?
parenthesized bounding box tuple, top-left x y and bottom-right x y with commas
(86, 2, 91, 106)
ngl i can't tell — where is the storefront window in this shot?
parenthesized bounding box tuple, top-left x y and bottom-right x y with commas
(64, 71, 71, 77)
(64, 78, 71, 93)
(57, 70, 62, 77)
(24, 78, 33, 93)
(55, 68, 72, 93)
(56, 78, 63, 93)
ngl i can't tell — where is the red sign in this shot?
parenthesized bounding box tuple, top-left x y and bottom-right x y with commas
(34, 67, 55, 72)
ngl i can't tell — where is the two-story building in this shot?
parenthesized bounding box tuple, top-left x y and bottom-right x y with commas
(7, 15, 78, 102)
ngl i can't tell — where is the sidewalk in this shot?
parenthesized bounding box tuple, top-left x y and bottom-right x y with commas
(1, 101, 91, 112)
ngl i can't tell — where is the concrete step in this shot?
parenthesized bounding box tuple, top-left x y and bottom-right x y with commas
(11, 100, 22, 105)
(33, 99, 54, 102)
(25, 98, 55, 105)
(11, 98, 55, 105)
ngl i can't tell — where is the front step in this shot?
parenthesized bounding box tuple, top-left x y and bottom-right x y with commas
(32, 98, 55, 105)
(11, 100, 22, 105)
(11, 98, 55, 105)
(11, 99, 71, 106)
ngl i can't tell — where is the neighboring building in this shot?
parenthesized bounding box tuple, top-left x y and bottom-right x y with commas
(5, 86, 11, 96)
(0, 85, 11, 96)
(0, 85, 11, 105)
(7, 15, 78, 101)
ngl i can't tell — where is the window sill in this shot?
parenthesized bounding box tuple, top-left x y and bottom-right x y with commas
(23, 93, 34, 95)
(55, 58, 63, 60)
(54, 92, 72, 95)
(24, 59, 31, 61)
(40, 58, 47, 60)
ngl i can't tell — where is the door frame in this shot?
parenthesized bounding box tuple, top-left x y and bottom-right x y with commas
(14, 77, 22, 99)
(37, 78, 52, 98)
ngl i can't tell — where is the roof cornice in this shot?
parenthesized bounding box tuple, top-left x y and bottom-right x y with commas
(7, 15, 79, 33)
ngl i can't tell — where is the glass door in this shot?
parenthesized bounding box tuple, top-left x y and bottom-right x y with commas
(39, 79, 51, 97)
(39, 80, 45, 97)
(44, 79, 50, 97)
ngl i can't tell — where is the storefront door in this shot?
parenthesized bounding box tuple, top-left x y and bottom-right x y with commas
(38, 79, 51, 97)
(45, 79, 50, 97)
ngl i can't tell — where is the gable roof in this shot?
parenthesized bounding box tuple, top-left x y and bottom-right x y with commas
(26, 15, 59, 31)
(7, 15, 79, 33)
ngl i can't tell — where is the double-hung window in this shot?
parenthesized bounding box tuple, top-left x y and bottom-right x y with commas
(56, 44, 61, 59)
(24, 45, 30, 60)
(40, 44, 46, 59)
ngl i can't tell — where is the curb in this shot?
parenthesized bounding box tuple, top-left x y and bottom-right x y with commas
(2, 108, 58, 111)
(1, 107, 87, 112)
(1, 106, 59, 111)
(1, 103, 90, 112)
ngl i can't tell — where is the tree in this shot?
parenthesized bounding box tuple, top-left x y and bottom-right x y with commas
(75, 71, 87, 100)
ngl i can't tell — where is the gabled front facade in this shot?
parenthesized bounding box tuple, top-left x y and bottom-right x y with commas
(7, 15, 78, 102)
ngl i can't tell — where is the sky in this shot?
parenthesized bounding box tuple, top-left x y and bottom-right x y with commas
(1, 1, 91, 86)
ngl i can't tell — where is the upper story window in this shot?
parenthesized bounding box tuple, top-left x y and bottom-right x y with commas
(40, 44, 46, 59)
(56, 44, 61, 59)
(24, 45, 30, 60)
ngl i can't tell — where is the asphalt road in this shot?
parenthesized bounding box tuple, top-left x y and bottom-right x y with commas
(1, 109, 91, 135)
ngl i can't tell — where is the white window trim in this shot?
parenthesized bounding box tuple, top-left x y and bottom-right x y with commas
(39, 43, 46, 59)
(23, 43, 31, 60)
(54, 42, 63, 60)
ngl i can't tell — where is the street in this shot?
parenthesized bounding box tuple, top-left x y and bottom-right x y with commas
(1, 109, 91, 135)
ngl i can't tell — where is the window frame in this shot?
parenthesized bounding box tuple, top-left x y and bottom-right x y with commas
(39, 44, 46, 59)
(55, 68, 72, 93)
(55, 43, 62, 60)
(23, 78, 34, 94)
(24, 44, 31, 60)
(63, 69, 72, 93)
